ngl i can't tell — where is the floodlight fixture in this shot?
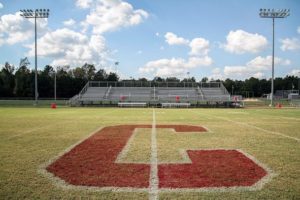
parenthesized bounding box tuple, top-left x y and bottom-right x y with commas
(259, 8, 290, 18)
(20, 8, 50, 105)
(259, 8, 289, 107)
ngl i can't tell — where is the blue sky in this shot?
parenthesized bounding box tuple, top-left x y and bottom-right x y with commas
(0, 0, 299, 80)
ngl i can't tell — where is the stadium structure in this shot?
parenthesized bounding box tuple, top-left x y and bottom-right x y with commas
(69, 81, 240, 107)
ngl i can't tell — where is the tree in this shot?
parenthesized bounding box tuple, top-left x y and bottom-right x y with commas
(94, 69, 107, 81)
(152, 77, 164, 82)
(39, 65, 55, 98)
(14, 65, 32, 97)
(82, 63, 96, 80)
(245, 77, 260, 97)
(72, 67, 86, 80)
(106, 72, 119, 82)
(166, 77, 180, 82)
(201, 77, 208, 83)
(0, 62, 15, 97)
(223, 78, 235, 95)
(138, 78, 148, 82)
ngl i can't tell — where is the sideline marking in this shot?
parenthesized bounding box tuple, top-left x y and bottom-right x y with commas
(191, 110, 299, 142)
(280, 116, 300, 121)
(149, 109, 159, 200)
(220, 117, 300, 142)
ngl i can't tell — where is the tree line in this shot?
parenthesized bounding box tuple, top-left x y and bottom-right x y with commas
(0, 62, 299, 99)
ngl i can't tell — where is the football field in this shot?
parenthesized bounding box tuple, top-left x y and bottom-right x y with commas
(0, 107, 299, 199)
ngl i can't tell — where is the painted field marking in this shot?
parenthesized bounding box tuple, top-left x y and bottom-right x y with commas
(149, 109, 159, 200)
(40, 115, 274, 194)
(158, 148, 275, 193)
(191, 110, 300, 142)
(280, 116, 300, 121)
(219, 116, 300, 142)
(227, 111, 249, 115)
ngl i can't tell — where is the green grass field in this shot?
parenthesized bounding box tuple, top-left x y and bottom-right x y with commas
(0, 107, 299, 199)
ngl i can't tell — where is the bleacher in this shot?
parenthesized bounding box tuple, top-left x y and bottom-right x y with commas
(156, 87, 198, 102)
(109, 87, 152, 102)
(70, 81, 232, 107)
(201, 88, 230, 101)
(80, 87, 108, 101)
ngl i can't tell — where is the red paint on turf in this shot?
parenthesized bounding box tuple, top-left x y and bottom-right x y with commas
(47, 125, 267, 189)
(159, 150, 267, 188)
(156, 125, 207, 132)
(47, 125, 151, 187)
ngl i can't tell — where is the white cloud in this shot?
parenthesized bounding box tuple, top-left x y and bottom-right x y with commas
(209, 67, 223, 80)
(289, 69, 300, 76)
(139, 56, 212, 77)
(137, 50, 142, 54)
(25, 28, 109, 67)
(164, 32, 189, 46)
(63, 19, 76, 26)
(212, 68, 221, 74)
(143, 32, 212, 77)
(189, 38, 210, 56)
(81, 0, 148, 34)
(223, 30, 268, 54)
(0, 2, 3, 9)
(76, 0, 93, 9)
(253, 72, 265, 79)
(224, 56, 291, 79)
(0, 12, 48, 46)
(155, 32, 160, 37)
(280, 38, 300, 51)
(246, 56, 290, 70)
(223, 66, 266, 79)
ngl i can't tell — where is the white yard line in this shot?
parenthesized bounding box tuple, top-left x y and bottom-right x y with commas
(191, 110, 299, 142)
(149, 109, 159, 200)
(280, 116, 300, 121)
(218, 116, 300, 142)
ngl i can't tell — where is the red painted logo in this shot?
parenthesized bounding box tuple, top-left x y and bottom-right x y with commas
(46, 125, 267, 188)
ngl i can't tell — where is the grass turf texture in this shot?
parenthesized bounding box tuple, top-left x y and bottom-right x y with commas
(0, 107, 299, 199)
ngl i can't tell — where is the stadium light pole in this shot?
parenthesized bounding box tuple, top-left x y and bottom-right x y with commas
(20, 9, 50, 106)
(259, 8, 289, 107)
(54, 68, 57, 102)
(298, 72, 300, 94)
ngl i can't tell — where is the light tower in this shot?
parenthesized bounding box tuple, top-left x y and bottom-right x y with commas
(20, 9, 50, 105)
(259, 8, 289, 107)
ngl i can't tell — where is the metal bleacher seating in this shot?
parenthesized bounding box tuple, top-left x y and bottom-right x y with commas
(201, 88, 231, 101)
(155, 87, 198, 102)
(70, 81, 232, 107)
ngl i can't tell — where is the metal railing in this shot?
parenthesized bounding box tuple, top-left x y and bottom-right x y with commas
(86, 81, 225, 88)
(78, 82, 89, 98)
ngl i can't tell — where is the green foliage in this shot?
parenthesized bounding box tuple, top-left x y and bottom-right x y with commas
(223, 76, 299, 97)
(0, 62, 15, 97)
(14, 66, 33, 97)
(0, 60, 299, 98)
